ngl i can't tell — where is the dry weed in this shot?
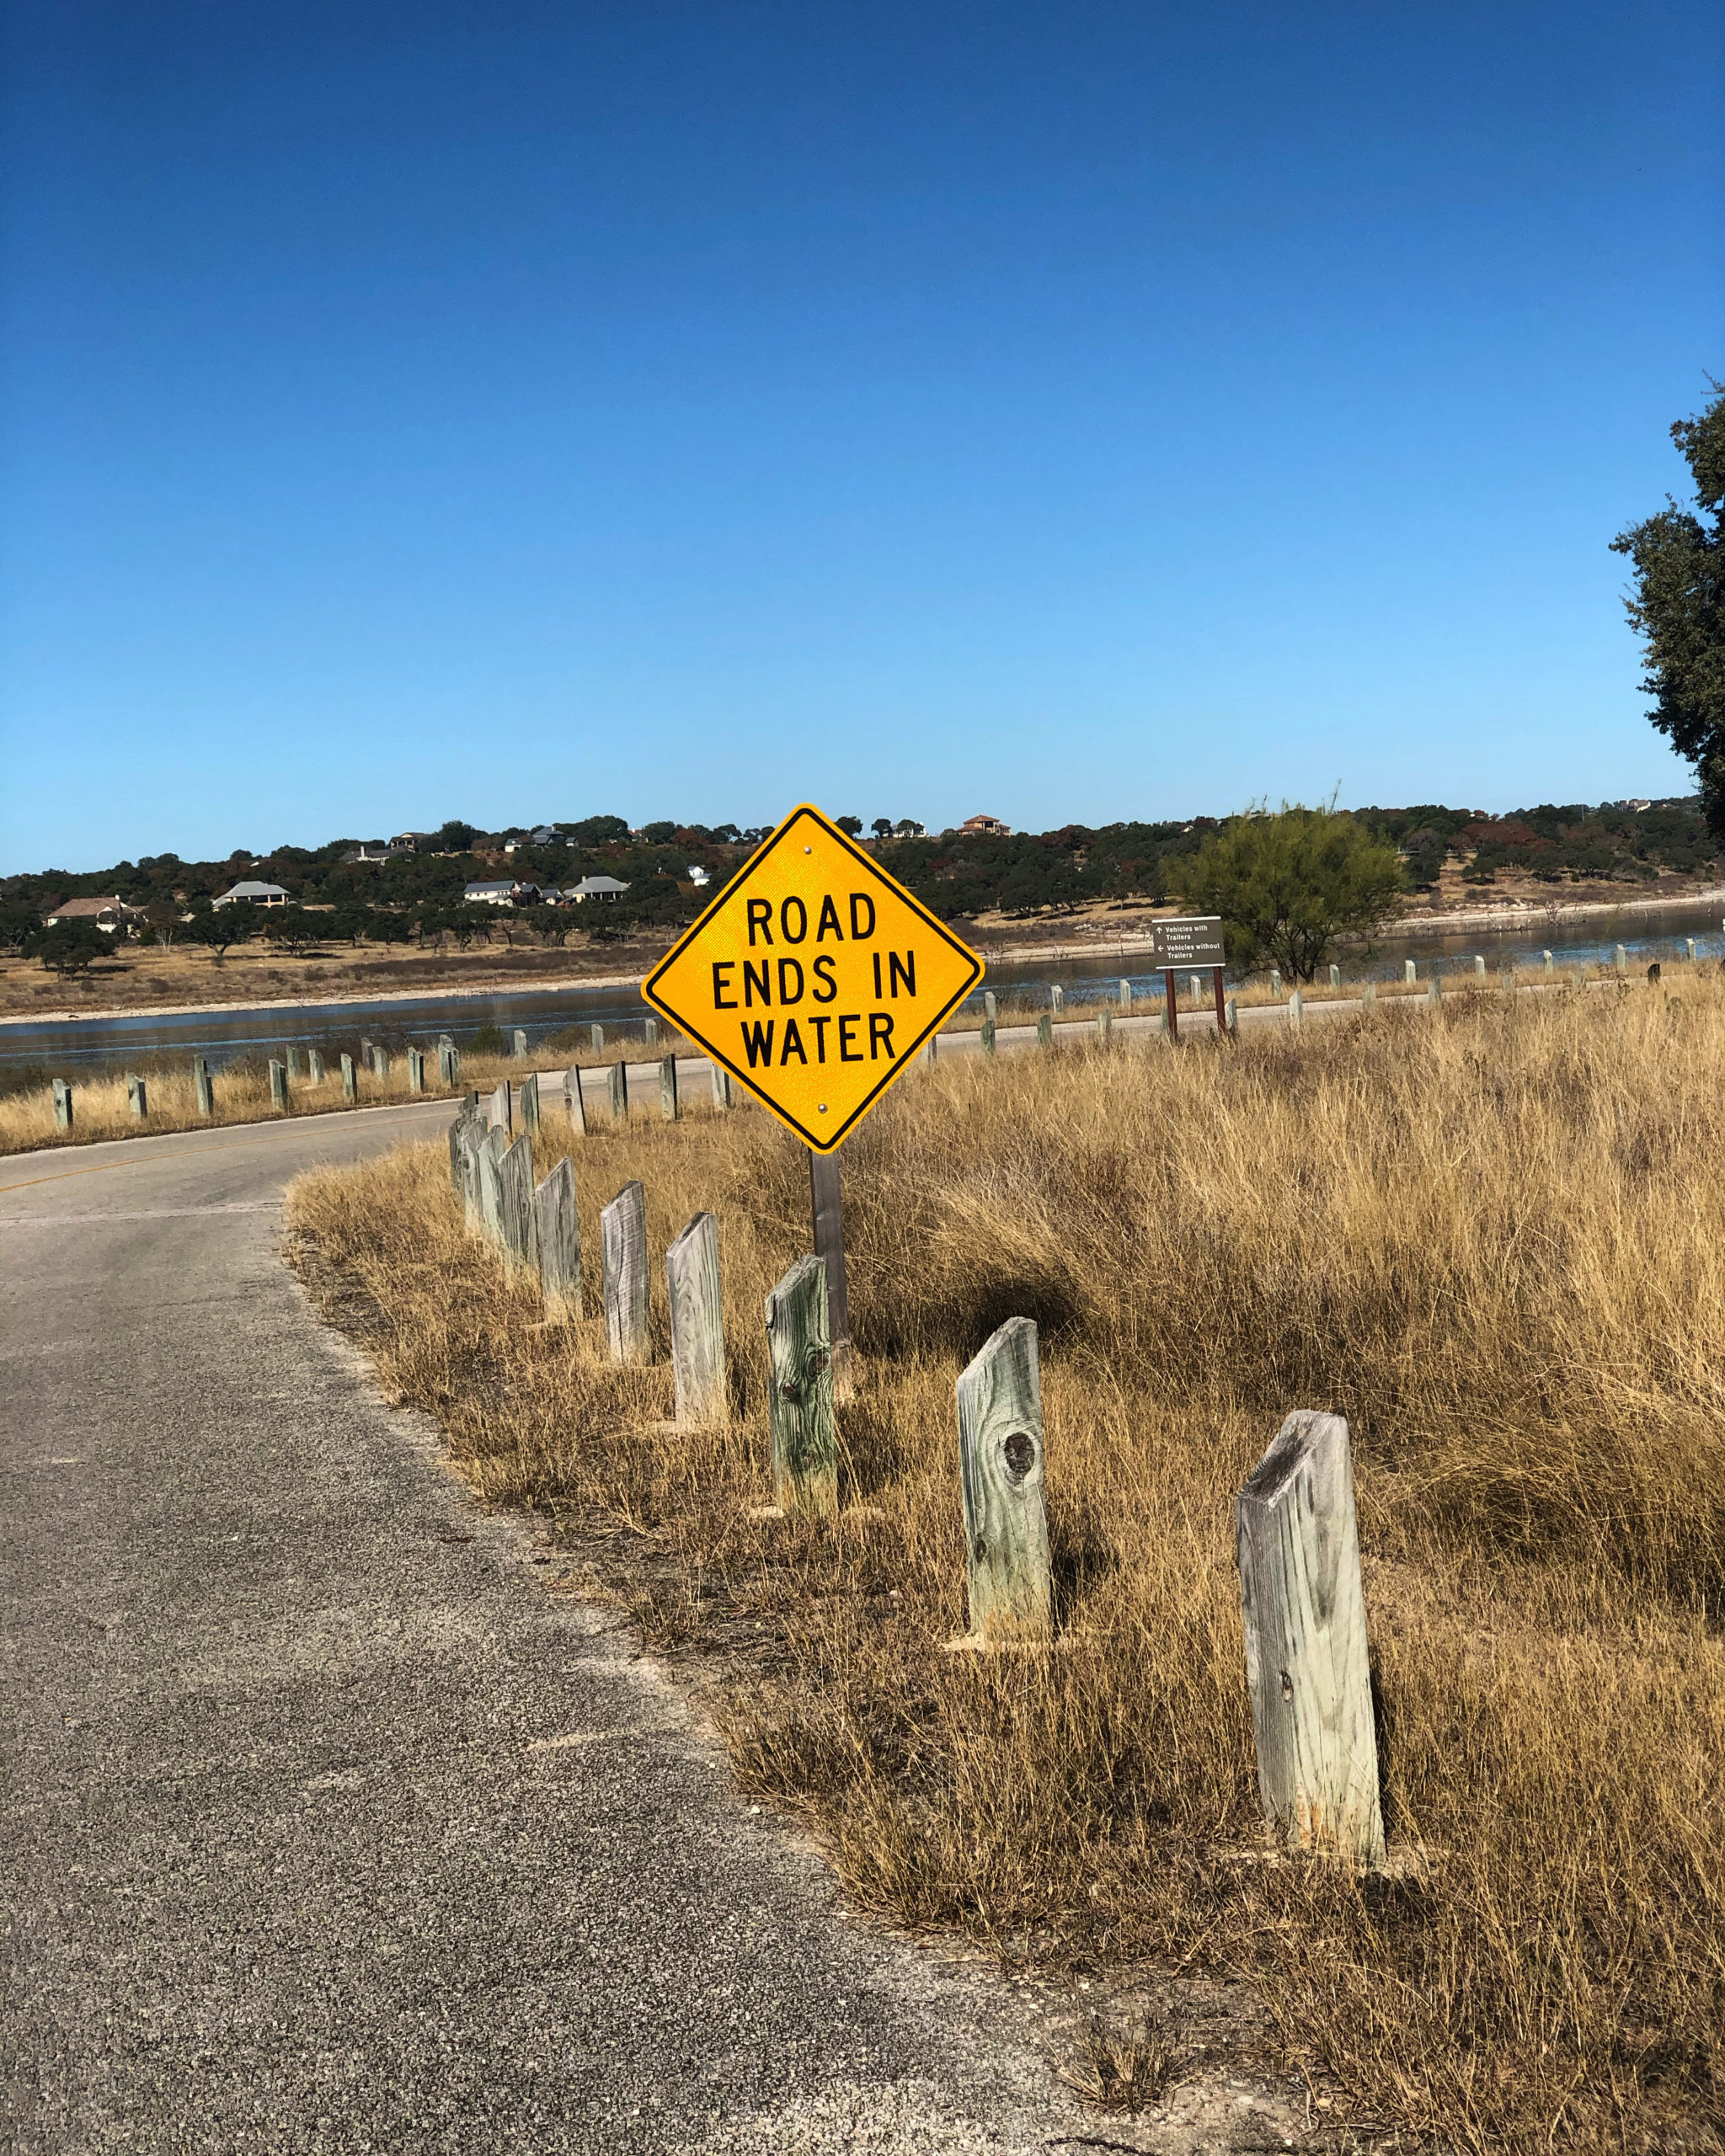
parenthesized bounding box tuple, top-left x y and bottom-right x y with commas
(288, 975, 1725, 2153)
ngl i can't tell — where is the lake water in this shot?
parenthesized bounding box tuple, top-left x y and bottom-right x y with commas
(5, 897, 1722, 1076)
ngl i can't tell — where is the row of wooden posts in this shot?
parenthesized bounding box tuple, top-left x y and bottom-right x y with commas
(444, 1079, 1387, 1871)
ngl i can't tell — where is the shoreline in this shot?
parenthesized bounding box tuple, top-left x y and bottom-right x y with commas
(7, 882, 1722, 1033)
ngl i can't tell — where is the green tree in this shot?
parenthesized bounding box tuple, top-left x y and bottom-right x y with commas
(1171, 803, 1405, 981)
(0, 899, 41, 953)
(834, 815, 863, 835)
(25, 921, 114, 978)
(1611, 382, 1725, 846)
(182, 903, 260, 960)
(262, 907, 323, 955)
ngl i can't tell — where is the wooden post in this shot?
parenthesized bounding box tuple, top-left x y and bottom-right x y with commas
(1614, 943, 1628, 974)
(1049, 985, 1064, 1015)
(1289, 989, 1303, 1030)
(667, 1211, 726, 1426)
(126, 1073, 147, 1119)
(308, 1049, 325, 1084)
(457, 1117, 488, 1230)
(448, 1107, 479, 1195)
(1686, 938, 1698, 962)
(1428, 975, 1441, 1009)
(534, 1156, 583, 1315)
(660, 1054, 679, 1119)
(512, 1027, 528, 1059)
(477, 1127, 507, 1245)
(360, 1036, 374, 1063)
(52, 1078, 72, 1130)
(601, 1181, 650, 1363)
(711, 1063, 732, 1108)
(1224, 995, 1238, 1034)
(983, 990, 998, 1024)
(1473, 955, 1487, 979)
(1270, 969, 1282, 995)
(956, 1316, 1052, 1645)
(269, 1059, 289, 1109)
(194, 1058, 215, 1116)
(498, 1133, 538, 1273)
(1236, 1410, 1385, 1868)
(1403, 959, 1417, 984)
(372, 1045, 391, 1081)
(919, 1035, 937, 1068)
(1162, 967, 1179, 1045)
(1118, 978, 1133, 1011)
(980, 1017, 996, 1055)
(1212, 965, 1227, 1038)
(1543, 949, 1555, 974)
(438, 1040, 459, 1085)
(563, 1065, 588, 1134)
(490, 1079, 512, 1134)
(408, 1047, 426, 1092)
(644, 1016, 659, 1049)
(608, 1060, 628, 1119)
(765, 1256, 837, 1513)
(286, 1046, 302, 1077)
(520, 1071, 540, 1136)
(808, 1145, 853, 1401)
(1363, 981, 1377, 1009)
(1097, 1011, 1112, 1045)
(1329, 964, 1342, 990)
(1036, 1011, 1053, 1050)
(340, 1054, 357, 1102)
(590, 1022, 605, 1053)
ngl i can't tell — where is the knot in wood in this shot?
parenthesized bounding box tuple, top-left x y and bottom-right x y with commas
(1002, 1430, 1036, 1486)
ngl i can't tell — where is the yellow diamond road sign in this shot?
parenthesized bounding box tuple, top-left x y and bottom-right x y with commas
(643, 804, 984, 1153)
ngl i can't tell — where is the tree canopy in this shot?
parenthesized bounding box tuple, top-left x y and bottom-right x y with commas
(1611, 382, 1725, 846)
(1171, 803, 1405, 981)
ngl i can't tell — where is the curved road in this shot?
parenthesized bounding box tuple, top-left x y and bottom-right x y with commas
(0, 1101, 1096, 2154)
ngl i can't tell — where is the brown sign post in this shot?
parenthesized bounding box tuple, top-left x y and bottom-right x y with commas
(1151, 917, 1227, 1043)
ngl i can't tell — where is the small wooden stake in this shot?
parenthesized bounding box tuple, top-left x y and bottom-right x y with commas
(667, 1211, 726, 1426)
(563, 1064, 588, 1134)
(269, 1059, 289, 1109)
(711, 1063, 732, 1109)
(808, 1146, 853, 1400)
(534, 1155, 582, 1316)
(408, 1046, 426, 1092)
(601, 1180, 650, 1364)
(980, 1017, 996, 1055)
(51, 1077, 73, 1129)
(490, 1080, 512, 1133)
(477, 1127, 507, 1245)
(498, 1133, 538, 1273)
(1036, 1012, 1053, 1050)
(1162, 966, 1179, 1045)
(308, 1049, 326, 1084)
(660, 1054, 679, 1119)
(590, 1022, 605, 1052)
(127, 1073, 147, 1119)
(194, 1058, 215, 1116)
(1212, 965, 1227, 1037)
(512, 1027, 528, 1058)
(955, 1317, 1052, 1646)
(340, 1054, 357, 1103)
(1236, 1410, 1384, 1868)
(765, 1255, 836, 1513)
(608, 1060, 628, 1119)
(644, 1016, 659, 1049)
(520, 1071, 541, 1136)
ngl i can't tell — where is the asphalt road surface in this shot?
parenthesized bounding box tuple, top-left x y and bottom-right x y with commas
(2, 1102, 1188, 2156)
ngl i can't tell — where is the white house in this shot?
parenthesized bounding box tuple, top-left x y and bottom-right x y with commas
(686, 864, 710, 889)
(343, 841, 392, 864)
(568, 876, 629, 904)
(212, 880, 290, 909)
(463, 880, 526, 906)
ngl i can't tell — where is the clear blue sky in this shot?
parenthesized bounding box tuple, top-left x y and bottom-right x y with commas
(2, 1, 1719, 872)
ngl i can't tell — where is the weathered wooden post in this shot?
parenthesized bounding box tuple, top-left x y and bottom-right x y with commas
(1403, 959, 1417, 984)
(1225, 995, 1238, 1034)
(286, 1046, 302, 1077)
(983, 990, 998, 1024)
(711, 1063, 733, 1107)
(194, 1057, 215, 1116)
(489, 1079, 512, 1134)
(955, 1316, 1052, 1646)
(765, 1256, 837, 1513)
(1542, 949, 1555, 974)
(1428, 975, 1442, 1009)
(448, 1106, 479, 1195)
(512, 1027, 528, 1059)
(1647, 961, 1662, 985)
(1328, 964, 1341, 990)
(1473, 954, 1487, 979)
(644, 1016, 659, 1049)
(457, 1118, 488, 1231)
(1097, 1011, 1112, 1044)
(1118, 978, 1133, 1011)
(534, 1155, 583, 1315)
(667, 1211, 726, 1426)
(1270, 969, 1281, 996)
(408, 1047, 426, 1092)
(1036, 1011, 1053, 1050)
(498, 1134, 538, 1273)
(52, 1078, 72, 1130)
(308, 1048, 326, 1084)
(601, 1181, 650, 1364)
(660, 1054, 679, 1119)
(1614, 943, 1629, 974)
(1162, 966, 1180, 1043)
(372, 1045, 391, 1081)
(269, 1059, 289, 1109)
(590, 1022, 605, 1053)
(360, 1035, 374, 1064)
(608, 1061, 628, 1119)
(1685, 938, 1698, 962)
(438, 1039, 459, 1085)
(478, 1127, 507, 1244)
(1236, 1410, 1385, 1867)
(808, 1146, 854, 1400)
(563, 1065, 588, 1134)
(340, 1054, 357, 1102)
(1049, 984, 1064, 1015)
(1289, 988, 1303, 1030)
(1362, 981, 1377, 1009)
(980, 1016, 996, 1055)
(126, 1073, 147, 1119)
(520, 1071, 541, 1136)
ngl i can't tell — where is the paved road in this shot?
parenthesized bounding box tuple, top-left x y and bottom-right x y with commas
(0, 1104, 1140, 2155)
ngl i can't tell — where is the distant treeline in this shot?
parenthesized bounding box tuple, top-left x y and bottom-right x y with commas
(2, 798, 1714, 953)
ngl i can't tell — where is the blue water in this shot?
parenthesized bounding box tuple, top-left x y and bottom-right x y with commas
(4, 899, 1721, 1075)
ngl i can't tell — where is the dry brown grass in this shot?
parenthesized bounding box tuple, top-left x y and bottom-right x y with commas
(0, 1049, 531, 1155)
(287, 974, 1725, 2153)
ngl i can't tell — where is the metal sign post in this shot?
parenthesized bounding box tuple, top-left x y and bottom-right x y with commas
(1152, 917, 1227, 1043)
(808, 1145, 853, 1400)
(1212, 964, 1229, 1038)
(1162, 967, 1179, 1044)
